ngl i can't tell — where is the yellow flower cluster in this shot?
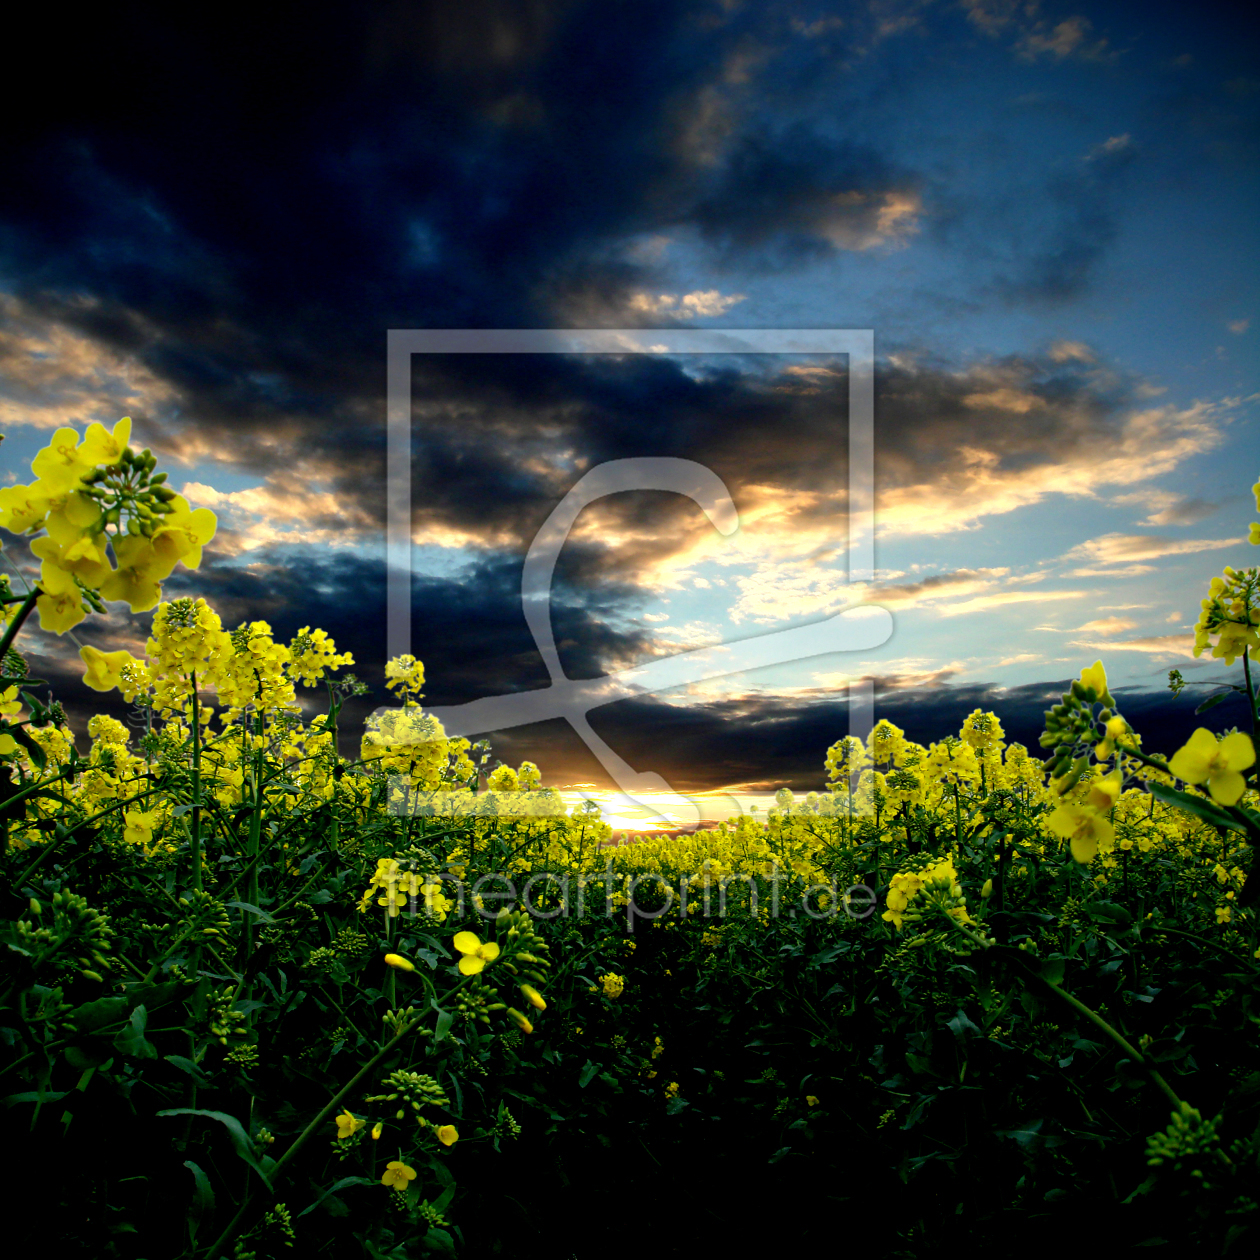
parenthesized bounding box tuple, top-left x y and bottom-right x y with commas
(0, 418, 217, 632)
(357, 857, 451, 919)
(1193, 566, 1260, 666)
(881, 856, 975, 932)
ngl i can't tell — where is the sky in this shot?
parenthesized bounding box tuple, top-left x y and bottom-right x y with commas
(1, 0, 1259, 806)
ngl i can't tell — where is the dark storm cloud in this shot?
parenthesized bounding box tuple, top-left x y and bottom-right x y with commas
(23, 541, 656, 755)
(685, 123, 921, 265)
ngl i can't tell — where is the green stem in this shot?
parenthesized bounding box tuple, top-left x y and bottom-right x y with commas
(1040, 981, 1182, 1112)
(200, 1003, 433, 1260)
(949, 920, 1185, 1111)
(0, 588, 40, 661)
(190, 674, 203, 894)
(1150, 924, 1260, 970)
(1243, 646, 1258, 737)
(0, 767, 74, 821)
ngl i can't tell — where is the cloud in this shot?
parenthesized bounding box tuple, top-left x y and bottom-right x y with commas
(872, 359, 1228, 537)
(1075, 617, 1137, 635)
(934, 589, 1086, 618)
(1069, 633, 1196, 657)
(1062, 533, 1239, 567)
(961, 0, 1021, 34)
(1229, 319, 1250, 334)
(1016, 16, 1111, 62)
(1066, 565, 1156, 578)
(1086, 134, 1132, 162)
(1048, 340, 1095, 363)
(0, 294, 178, 434)
(1111, 490, 1220, 527)
(686, 124, 922, 264)
(727, 565, 1077, 627)
(627, 289, 747, 318)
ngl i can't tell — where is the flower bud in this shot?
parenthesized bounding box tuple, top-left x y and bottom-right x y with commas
(980, 879, 993, 900)
(520, 984, 546, 1011)
(506, 1008, 534, 1034)
(28, 898, 41, 916)
(383, 953, 415, 972)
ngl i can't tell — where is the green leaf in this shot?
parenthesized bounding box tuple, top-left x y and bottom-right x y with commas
(4, 1090, 68, 1107)
(156, 1109, 272, 1190)
(947, 1011, 981, 1042)
(67, 996, 130, 1033)
(67, 983, 184, 1036)
(113, 1006, 158, 1059)
(166, 1054, 213, 1085)
(433, 1006, 454, 1042)
(296, 1176, 378, 1219)
(1082, 901, 1133, 928)
(225, 901, 276, 924)
(184, 1160, 215, 1243)
(1039, 959, 1065, 987)
(64, 1044, 112, 1070)
(1195, 691, 1233, 714)
(10, 724, 46, 771)
(1148, 782, 1252, 836)
(578, 1060, 601, 1089)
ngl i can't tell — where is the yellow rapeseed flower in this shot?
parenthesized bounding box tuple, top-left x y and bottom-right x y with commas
(335, 1110, 365, 1140)
(381, 1161, 416, 1191)
(0, 481, 54, 534)
(436, 1124, 458, 1146)
(77, 417, 132, 465)
(1168, 728, 1255, 806)
(1078, 660, 1110, 703)
(1047, 802, 1113, 864)
(123, 808, 161, 848)
(35, 585, 85, 635)
(31, 426, 94, 492)
(80, 645, 145, 692)
(452, 930, 500, 975)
